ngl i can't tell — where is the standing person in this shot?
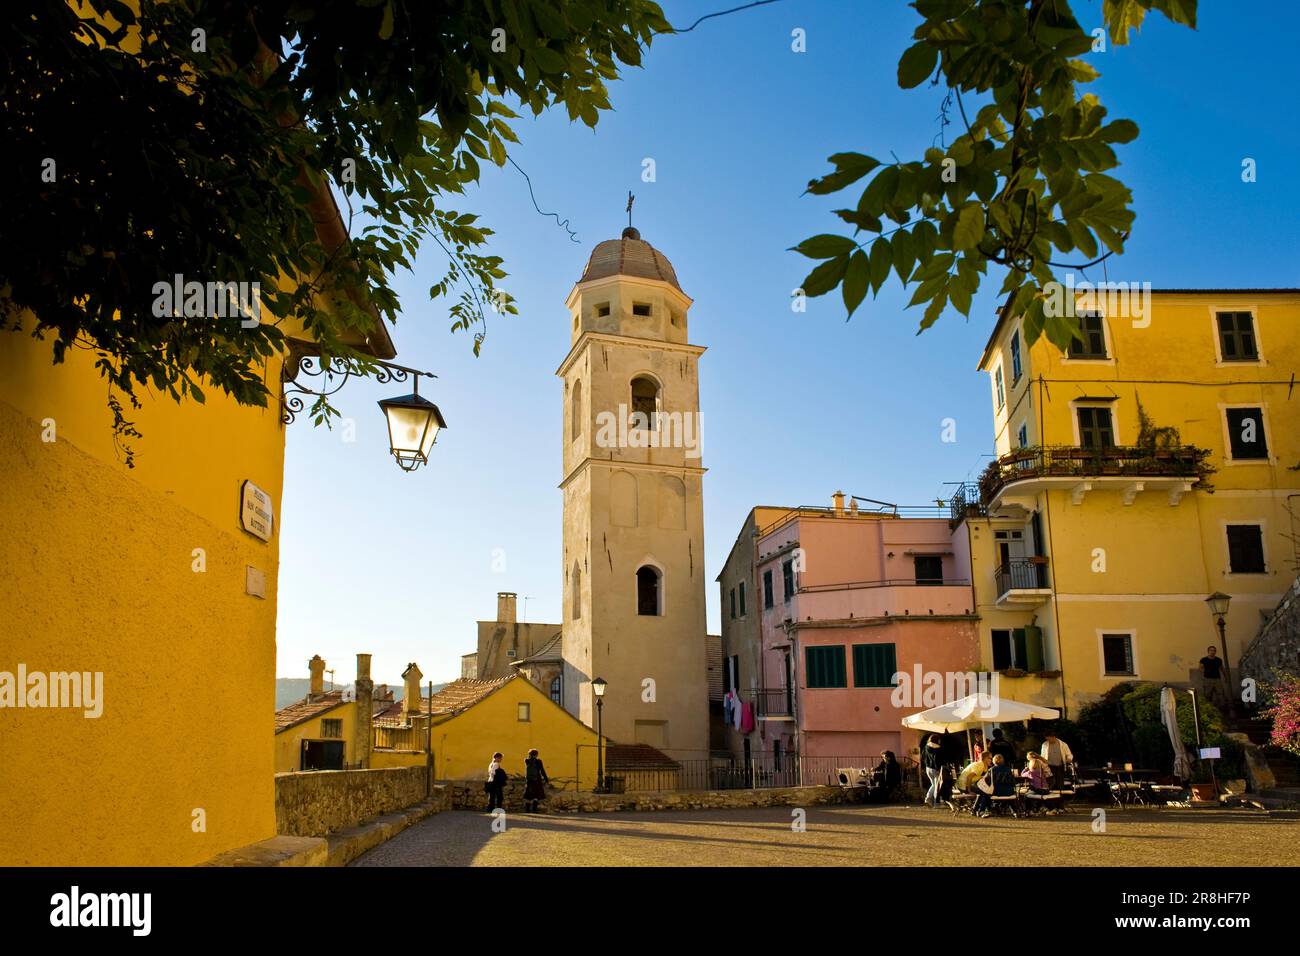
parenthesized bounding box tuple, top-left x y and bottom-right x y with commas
(988, 728, 1017, 767)
(922, 735, 944, 808)
(524, 749, 549, 813)
(484, 752, 507, 812)
(1199, 646, 1226, 709)
(1040, 731, 1074, 791)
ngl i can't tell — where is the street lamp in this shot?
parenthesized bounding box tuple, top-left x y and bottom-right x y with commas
(592, 677, 607, 793)
(377, 375, 447, 473)
(1204, 592, 1234, 715)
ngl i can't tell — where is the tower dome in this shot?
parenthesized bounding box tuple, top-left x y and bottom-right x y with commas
(577, 228, 683, 292)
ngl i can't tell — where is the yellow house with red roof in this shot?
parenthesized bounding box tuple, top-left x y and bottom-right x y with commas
(372, 674, 603, 790)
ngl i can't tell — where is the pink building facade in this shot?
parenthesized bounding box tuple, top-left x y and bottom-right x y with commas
(718, 495, 980, 765)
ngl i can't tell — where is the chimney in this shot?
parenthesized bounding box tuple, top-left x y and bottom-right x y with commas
(848, 498, 859, 515)
(832, 490, 846, 516)
(308, 655, 325, 699)
(354, 653, 374, 769)
(403, 662, 424, 717)
(497, 591, 517, 624)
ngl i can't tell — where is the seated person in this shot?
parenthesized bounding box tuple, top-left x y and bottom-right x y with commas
(976, 754, 1016, 817)
(955, 751, 992, 810)
(1021, 751, 1051, 794)
(873, 749, 904, 796)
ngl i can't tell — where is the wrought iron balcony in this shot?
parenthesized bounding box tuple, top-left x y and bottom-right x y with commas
(979, 444, 1212, 512)
(752, 688, 795, 720)
(994, 558, 1051, 606)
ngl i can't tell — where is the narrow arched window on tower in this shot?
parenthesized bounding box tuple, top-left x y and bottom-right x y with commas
(630, 376, 659, 431)
(636, 565, 661, 616)
(571, 561, 582, 619)
(571, 379, 583, 440)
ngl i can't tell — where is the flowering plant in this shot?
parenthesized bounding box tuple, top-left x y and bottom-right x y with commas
(1260, 673, 1300, 757)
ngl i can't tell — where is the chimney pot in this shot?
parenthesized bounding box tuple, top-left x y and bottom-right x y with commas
(308, 655, 325, 698)
(497, 591, 518, 624)
(832, 491, 846, 516)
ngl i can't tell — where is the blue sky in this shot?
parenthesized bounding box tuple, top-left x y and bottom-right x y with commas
(275, 0, 1300, 685)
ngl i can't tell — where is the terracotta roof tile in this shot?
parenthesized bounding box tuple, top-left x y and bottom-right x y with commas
(373, 676, 514, 726)
(274, 691, 347, 732)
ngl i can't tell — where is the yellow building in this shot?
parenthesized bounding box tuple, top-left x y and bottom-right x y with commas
(953, 289, 1299, 716)
(372, 675, 603, 790)
(0, 170, 396, 863)
(274, 655, 391, 772)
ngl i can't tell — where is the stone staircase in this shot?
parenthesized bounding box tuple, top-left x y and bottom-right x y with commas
(1224, 715, 1300, 806)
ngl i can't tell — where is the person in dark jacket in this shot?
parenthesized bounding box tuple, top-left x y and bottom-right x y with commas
(922, 735, 944, 807)
(867, 750, 902, 802)
(988, 728, 1017, 767)
(524, 749, 550, 812)
(484, 752, 507, 812)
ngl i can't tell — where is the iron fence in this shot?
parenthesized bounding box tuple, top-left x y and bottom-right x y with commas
(599, 752, 913, 793)
(994, 557, 1050, 594)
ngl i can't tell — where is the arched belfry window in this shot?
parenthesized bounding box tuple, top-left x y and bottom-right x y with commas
(636, 565, 661, 616)
(630, 376, 659, 431)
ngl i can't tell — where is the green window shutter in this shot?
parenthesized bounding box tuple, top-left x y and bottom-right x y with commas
(806, 646, 847, 688)
(852, 644, 897, 688)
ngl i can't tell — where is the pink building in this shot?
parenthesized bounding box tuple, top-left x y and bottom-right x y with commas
(718, 494, 979, 767)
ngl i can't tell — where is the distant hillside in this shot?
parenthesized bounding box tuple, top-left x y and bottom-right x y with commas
(275, 678, 447, 710)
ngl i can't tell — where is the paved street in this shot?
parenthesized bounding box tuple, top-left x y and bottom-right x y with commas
(350, 805, 1300, 867)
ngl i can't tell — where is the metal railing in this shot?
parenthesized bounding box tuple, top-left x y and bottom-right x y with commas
(994, 558, 1050, 594)
(799, 577, 972, 592)
(752, 688, 794, 718)
(601, 753, 913, 793)
(373, 725, 426, 751)
(978, 444, 1211, 505)
(948, 482, 986, 526)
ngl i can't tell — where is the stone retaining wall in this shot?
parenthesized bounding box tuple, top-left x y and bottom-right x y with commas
(448, 780, 867, 813)
(1241, 575, 1300, 685)
(276, 766, 434, 837)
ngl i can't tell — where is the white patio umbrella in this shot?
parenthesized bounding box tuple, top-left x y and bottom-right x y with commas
(1160, 685, 1192, 781)
(901, 694, 1060, 734)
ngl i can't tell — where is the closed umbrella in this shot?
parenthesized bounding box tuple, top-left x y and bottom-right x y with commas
(1161, 686, 1192, 781)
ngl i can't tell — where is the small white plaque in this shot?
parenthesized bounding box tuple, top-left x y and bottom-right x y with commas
(246, 565, 266, 599)
(1199, 747, 1221, 759)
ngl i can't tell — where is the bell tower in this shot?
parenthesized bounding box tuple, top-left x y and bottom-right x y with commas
(557, 225, 709, 756)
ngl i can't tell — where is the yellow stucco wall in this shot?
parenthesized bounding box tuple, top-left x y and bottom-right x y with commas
(426, 678, 602, 790)
(975, 292, 1299, 714)
(273, 702, 359, 773)
(0, 312, 286, 866)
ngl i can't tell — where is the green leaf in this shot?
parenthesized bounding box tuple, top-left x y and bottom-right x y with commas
(842, 250, 870, 318)
(791, 234, 858, 260)
(378, 1, 394, 39)
(952, 203, 985, 251)
(891, 228, 916, 282)
(868, 238, 892, 294)
(898, 41, 938, 89)
(800, 254, 850, 297)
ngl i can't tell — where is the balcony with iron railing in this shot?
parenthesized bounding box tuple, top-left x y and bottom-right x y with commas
(791, 577, 975, 620)
(993, 557, 1052, 607)
(752, 687, 795, 720)
(977, 444, 1212, 513)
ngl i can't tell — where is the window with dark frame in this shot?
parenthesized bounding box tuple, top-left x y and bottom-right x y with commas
(1067, 312, 1108, 358)
(1101, 633, 1135, 676)
(1076, 405, 1115, 449)
(782, 560, 795, 602)
(549, 677, 562, 704)
(1226, 524, 1266, 573)
(320, 718, 342, 739)
(729, 587, 736, 620)
(739, 580, 747, 617)
(1010, 331, 1022, 383)
(1217, 311, 1258, 361)
(805, 645, 847, 688)
(1017, 423, 1028, 448)
(763, 569, 774, 609)
(913, 554, 944, 586)
(852, 643, 897, 688)
(1225, 407, 1268, 460)
(995, 364, 1005, 409)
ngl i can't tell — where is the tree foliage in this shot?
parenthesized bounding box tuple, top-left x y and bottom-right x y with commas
(794, 0, 1197, 347)
(2, 0, 669, 426)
